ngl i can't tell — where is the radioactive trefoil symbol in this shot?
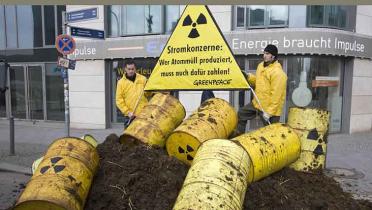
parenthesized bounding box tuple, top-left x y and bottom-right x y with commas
(307, 128, 324, 155)
(40, 157, 66, 174)
(182, 13, 207, 38)
(178, 145, 195, 161)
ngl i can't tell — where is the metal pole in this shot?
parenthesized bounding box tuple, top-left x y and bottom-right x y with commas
(9, 116, 15, 155)
(62, 11, 70, 137)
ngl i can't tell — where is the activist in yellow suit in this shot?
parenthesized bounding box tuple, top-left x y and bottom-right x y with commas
(237, 44, 287, 134)
(116, 59, 148, 127)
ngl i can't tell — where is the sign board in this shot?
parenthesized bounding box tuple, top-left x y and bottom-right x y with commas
(71, 26, 104, 39)
(67, 8, 98, 23)
(145, 5, 248, 91)
(69, 29, 372, 60)
(57, 57, 76, 70)
(55, 34, 76, 55)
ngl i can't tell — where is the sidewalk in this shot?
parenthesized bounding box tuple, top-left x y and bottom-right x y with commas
(0, 121, 371, 209)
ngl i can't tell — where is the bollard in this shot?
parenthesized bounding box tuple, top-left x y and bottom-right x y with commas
(9, 116, 15, 155)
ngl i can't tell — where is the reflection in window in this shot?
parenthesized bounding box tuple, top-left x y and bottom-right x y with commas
(165, 5, 180, 33)
(5, 5, 17, 48)
(127, 6, 145, 35)
(109, 5, 121, 37)
(286, 56, 344, 132)
(308, 5, 353, 30)
(44, 6, 56, 45)
(45, 63, 64, 121)
(57, 6, 66, 35)
(109, 5, 164, 37)
(17, 6, 43, 48)
(145, 5, 161, 34)
(0, 6, 5, 49)
(236, 6, 246, 27)
(249, 6, 265, 27)
(269, 6, 288, 25)
(235, 5, 288, 29)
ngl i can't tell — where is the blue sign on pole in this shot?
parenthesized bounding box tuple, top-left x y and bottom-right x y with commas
(67, 8, 98, 23)
(70, 26, 104, 39)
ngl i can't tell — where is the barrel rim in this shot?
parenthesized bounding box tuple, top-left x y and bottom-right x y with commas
(288, 106, 330, 114)
(15, 199, 68, 210)
(150, 93, 187, 116)
(48, 137, 97, 151)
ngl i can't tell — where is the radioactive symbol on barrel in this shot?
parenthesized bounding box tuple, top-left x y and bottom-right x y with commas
(307, 128, 319, 140)
(178, 145, 195, 160)
(182, 13, 207, 38)
(306, 128, 325, 155)
(40, 157, 65, 174)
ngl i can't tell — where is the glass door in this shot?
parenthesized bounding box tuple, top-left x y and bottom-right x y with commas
(27, 65, 44, 120)
(9, 64, 45, 120)
(9, 65, 27, 119)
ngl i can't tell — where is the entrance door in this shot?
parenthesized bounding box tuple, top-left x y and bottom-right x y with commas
(9, 64, 44, 120)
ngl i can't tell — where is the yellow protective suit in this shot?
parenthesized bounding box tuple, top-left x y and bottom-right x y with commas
(116, 73, 148, 116)
(247, 60, 287, 116)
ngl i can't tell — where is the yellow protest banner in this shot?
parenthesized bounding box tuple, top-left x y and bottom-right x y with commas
(145, 5, 249, 91)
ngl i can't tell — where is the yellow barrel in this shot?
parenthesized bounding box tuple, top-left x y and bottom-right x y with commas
(288, 107, 330, 173)
(166, 98, 238, 165)
(14, 137, 99, 210)
(121, 93, 185, 147)
(173, 139, 252, 210)
(233, 123, 301, 182)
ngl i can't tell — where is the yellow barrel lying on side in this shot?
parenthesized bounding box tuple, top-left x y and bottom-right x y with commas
(121, 93, 185, 147)
(166, 98, 238, 165)
(233, 123, 301, 182)
(14, 137, 99, 210)
(173, 139, 252, 210)
(288, 107, 330, 173)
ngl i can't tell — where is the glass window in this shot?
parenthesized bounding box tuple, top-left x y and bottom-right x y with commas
(126, 5, 145, 35)
(286, 56, 344, 132)
(308, 5, 354, 30)
(45, 63, 64, 121)
(44, 6, 56, 45)
(0, 6, 5, 49)
(109, 5, 121, 37)
(234, 5, 288, 29)
(309, 5, 324, 25)
(165, 5, 180, 33)
(269, 6, 288, 26)
(249, 6, 265, 27)
(109, 5, 163, 37)
(5, 5, 18, 48)
(236, 6, 246, 28)
(17, 6, 43, 48)
(145, 5, 161, 34)
(57, 6, 66, 35)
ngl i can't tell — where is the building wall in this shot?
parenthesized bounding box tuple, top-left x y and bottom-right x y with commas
(349, 5, 372, 133)
(67, 6, 107, 128)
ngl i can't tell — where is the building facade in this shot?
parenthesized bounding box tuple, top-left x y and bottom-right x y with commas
(0, 5, 66, 122)
(2, 5, 372, 133)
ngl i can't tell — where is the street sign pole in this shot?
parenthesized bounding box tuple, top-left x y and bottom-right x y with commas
(62, 11, 70, 137)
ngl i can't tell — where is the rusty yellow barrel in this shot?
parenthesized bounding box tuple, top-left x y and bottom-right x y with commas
(14, 137, 99, 210)
(287, 107, 330, 173)
(233, 123, 301, 182)
(121, 93, 185, 147)
(173, 139, 252, 210)
(166, 98, 238, 165)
